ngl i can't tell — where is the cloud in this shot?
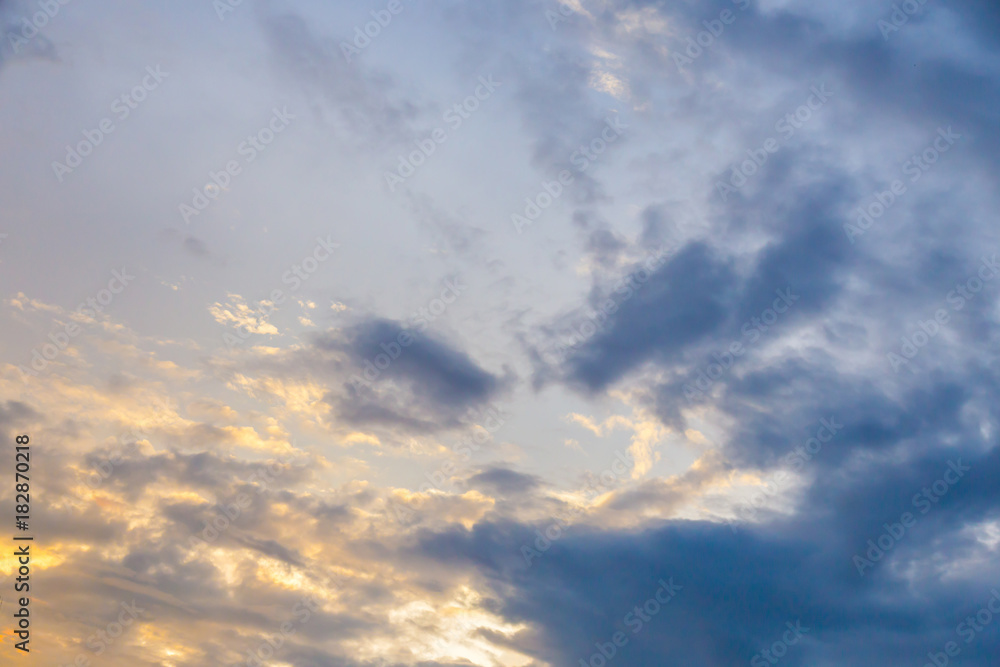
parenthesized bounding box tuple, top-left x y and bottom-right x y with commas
(558, 242, 737, 392)
(0, 0, 60, 68)
(322, 318, 512, 433)
(4, 0, 1000, 664)
(209, 294, 280, 336)
(414, 435, 1000, 664)
(468, 466, 543, 496)
(258, 8, 421, 149)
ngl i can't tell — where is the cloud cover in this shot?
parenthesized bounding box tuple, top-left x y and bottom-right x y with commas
(0, 0, 999, 664)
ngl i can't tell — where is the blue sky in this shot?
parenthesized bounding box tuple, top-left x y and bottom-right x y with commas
(1, 0, 1000, 664)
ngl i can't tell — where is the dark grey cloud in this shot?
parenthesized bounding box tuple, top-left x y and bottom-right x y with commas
(321, 318, 511, 433)
(389, 2, 1000, 665)
(558, 242, 737, 392)
(232, 534, 306, 566)
(468, 466, 543, 496)
(6, 0, 1000, 663)
(584, 226, 628, 269)
(79, 446, 311, 504)
(182, 235, 209, 257)
(0, 399, 39, 429)
(414, 436, 1000, 665)
(158, 228, 225, 265)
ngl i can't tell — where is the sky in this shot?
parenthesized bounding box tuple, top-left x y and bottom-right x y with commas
(1, 0, 1000, 665)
